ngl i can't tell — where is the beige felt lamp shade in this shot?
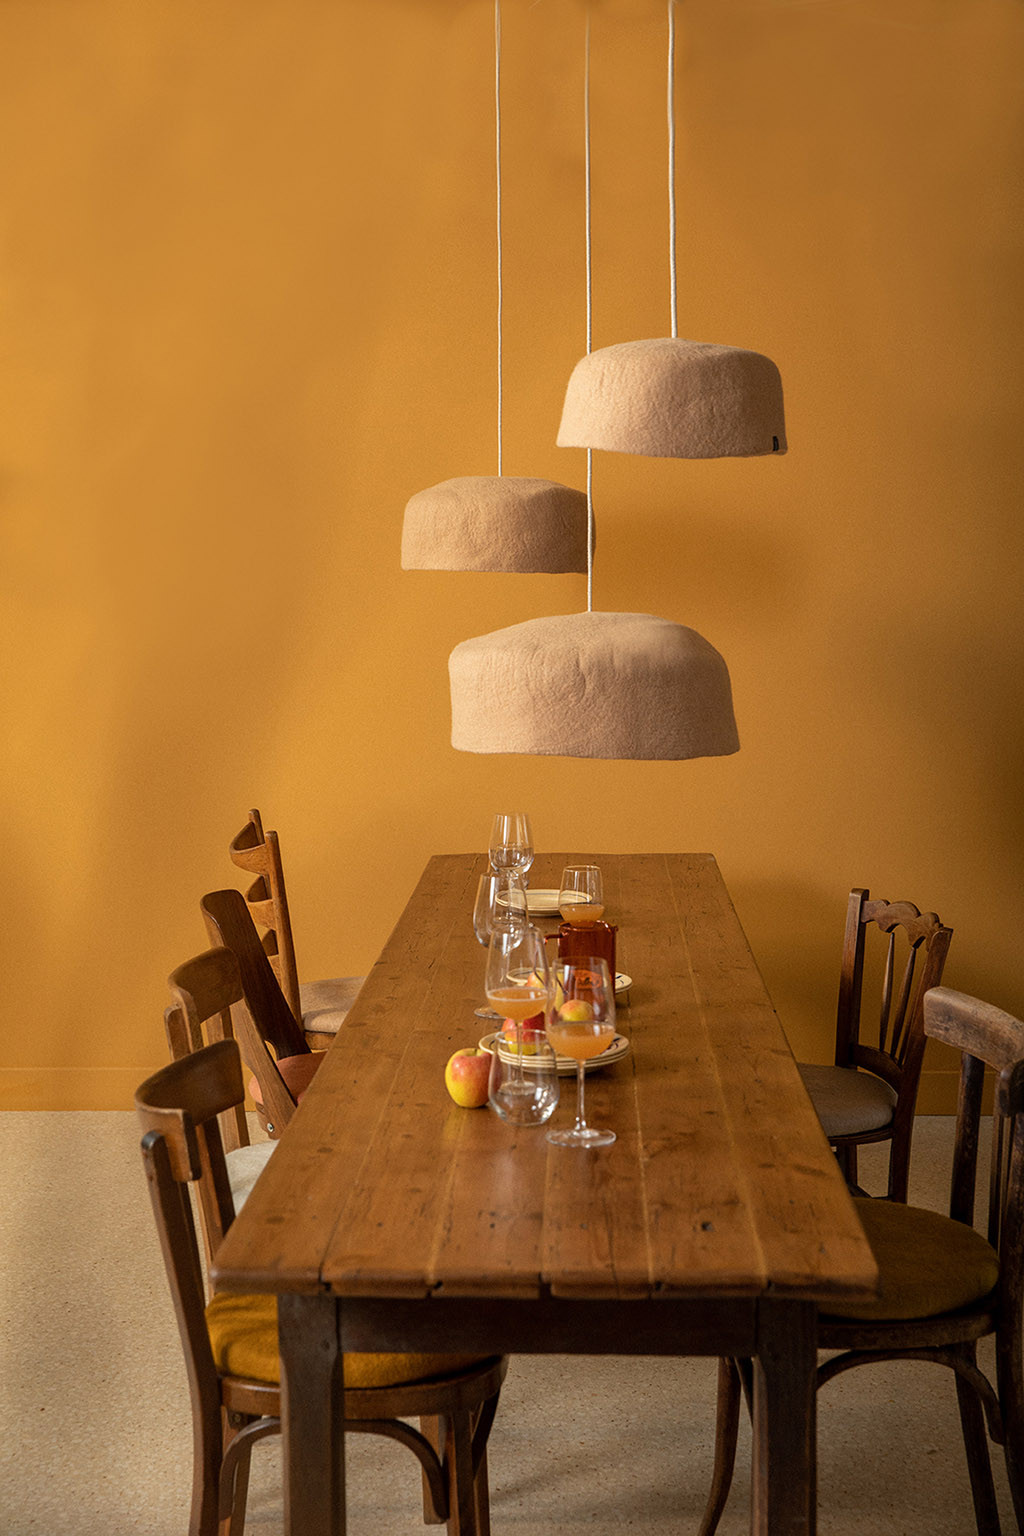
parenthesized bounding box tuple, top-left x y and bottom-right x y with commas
(401, 475, 589, 572)
(449, 611, 739, 760)
(557, 338, 786, 459)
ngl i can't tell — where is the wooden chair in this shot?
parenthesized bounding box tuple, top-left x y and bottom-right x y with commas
(230, 809, 365, 1049)
(796, 888, 953, 1201)
(200, 887, 325, 1138)
(700, 985, 1024, 1536)
(135, 1038, 507, 1536)
(165, 945, 278, 1235)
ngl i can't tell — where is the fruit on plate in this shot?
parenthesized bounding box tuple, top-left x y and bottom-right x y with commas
(559, 998, 596, 1023)
(500, 1019, 543, 1054)
(529, 970, 566, 1009)
(444, 1048, 491, 1107)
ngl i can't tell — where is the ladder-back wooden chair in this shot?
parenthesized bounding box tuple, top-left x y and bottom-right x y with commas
(200, 887, 326, 1138)
(701, 985, 1024, 1536)
(229, 809, 365, 1049)
(796, 888, 953, 1201)
(166, 945, 278, 1237)
(135, 1039, 507, 1536)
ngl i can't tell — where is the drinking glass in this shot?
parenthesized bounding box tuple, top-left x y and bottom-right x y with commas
(473, 870, 527, 946)
(488, 813, 534, 884)
(558, 864, 605, 924)
(545, 957, 616, 1148)
(484, 923, 553, 1102)
(488, 1025, 560, 1126)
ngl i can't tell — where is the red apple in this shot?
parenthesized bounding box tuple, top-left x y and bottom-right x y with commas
(444, 1047, 491, 1108)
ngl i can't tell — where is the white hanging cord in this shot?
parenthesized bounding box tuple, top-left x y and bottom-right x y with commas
(667, 0, 678, 339)
(585, 8, 594, 612)
(495, 0, 504, 476)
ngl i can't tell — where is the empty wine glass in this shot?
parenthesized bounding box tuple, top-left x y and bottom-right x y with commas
(488, 813, 534, 885)
(484, 923, 552, 1101)
(545, 957, 616, 1148)
(473, 870, 528, 946)
(488, 1025, 560, 1126)
(558, 864, 605, 924)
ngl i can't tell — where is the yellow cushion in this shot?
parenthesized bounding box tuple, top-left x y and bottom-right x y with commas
(206, 1292, 491, 1388)
(822, 1198, 1000, 1322)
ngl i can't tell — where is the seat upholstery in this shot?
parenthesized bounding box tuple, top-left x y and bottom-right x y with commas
(797, 1063, 896, 1137)
(821, 1197, 999, 1322)
(206, 1292, 494, 1389)
(245, 1050, 324, 1109)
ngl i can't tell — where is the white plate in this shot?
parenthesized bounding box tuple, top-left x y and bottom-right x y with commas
(497, 888, 562, 916)
(479, 1031, 630, 1077)
(615, 973, 632, 996)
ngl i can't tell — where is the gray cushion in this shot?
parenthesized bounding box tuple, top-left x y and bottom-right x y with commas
(300, 975, 365, 1037)
(797, 1062, 897, 1138)
(225, 1141, 276, 1213)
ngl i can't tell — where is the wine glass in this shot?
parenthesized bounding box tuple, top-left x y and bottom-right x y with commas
(545, 957, 616, 1148)
(488, 1024, 560, 1126)
(488, 813, 534, 885)
(558, 864, 605, 924)
(473, 870, 528, 946)
(484, 923, 552, 1099)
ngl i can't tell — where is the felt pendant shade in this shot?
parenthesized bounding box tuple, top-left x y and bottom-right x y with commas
(449, 610, 739, 760)
(557, 338, 786, 459)
(402, 475, 589, 573)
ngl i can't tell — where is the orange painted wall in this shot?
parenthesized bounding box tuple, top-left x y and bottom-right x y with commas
(2, 0, 1022, 1109)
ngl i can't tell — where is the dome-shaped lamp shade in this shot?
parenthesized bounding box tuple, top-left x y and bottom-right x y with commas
(402, 476, 589, 573)
(449, 611, 739, 760)
(557, 338, 786, 459)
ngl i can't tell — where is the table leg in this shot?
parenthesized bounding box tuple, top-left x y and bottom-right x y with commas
(278, 1293, 346, 1536)
(751, 1299, 817, 1535)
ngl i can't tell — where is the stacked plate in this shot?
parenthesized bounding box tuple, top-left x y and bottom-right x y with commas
(479, 1030, 630, 1077)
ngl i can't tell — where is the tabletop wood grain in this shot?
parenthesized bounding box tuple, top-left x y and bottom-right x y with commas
(211, 852, 877, 1308)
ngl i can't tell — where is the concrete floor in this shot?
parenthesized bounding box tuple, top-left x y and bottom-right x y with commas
(0, 1113, 1016, 1535)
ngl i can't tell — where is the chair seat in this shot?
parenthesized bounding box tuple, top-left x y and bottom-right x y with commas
(246, 1050, 325, 1108)
(798, 1062, 897, 1138)
(206, 1292, 496, 1389)
(300, 975, 366, 1038)
(821, 1197, 1000, 1322)
(225, 1141, 276, 1213)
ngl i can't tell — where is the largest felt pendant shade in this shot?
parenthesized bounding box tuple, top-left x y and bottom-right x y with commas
(401, 475, 589, 572)
(557, 337, 787, 459)
(449, 611, 739, 760)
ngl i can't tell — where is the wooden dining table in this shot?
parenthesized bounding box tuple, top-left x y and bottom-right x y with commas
(210, 851, 878, 1535)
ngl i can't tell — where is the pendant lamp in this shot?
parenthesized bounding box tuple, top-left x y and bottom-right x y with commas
(449, 612, 738, 760)
(401, 1, 588, 574)
(556, 2, 786, 460)
(449, 14, 741, 763)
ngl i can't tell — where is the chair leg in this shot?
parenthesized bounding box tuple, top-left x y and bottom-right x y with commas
(996, 1325, 1024, 1534)
(219, 1411, 254, 1536)
(698, 1357, 742, 1536)
(419, 1416, 446, 1524)
(472, 1443, 492, 1536)
(954, 1345, 1002, 1536)
(834, 1142, 858, 1192)
(444, 1410, 478, 1536)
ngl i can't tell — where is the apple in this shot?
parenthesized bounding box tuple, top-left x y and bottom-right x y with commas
(500, 1019, 543, 1054)
(559, 998, 596, 1023)
(445, 1048, 491, 1107)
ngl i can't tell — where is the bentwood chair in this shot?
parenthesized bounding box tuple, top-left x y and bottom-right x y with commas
(200, 887, 325, 1138)
(136, 1039, 507, 1536)
(229, 809, 365, 1050)
(701, 985, 1024, 1536)
(797, 888, 953, 1202)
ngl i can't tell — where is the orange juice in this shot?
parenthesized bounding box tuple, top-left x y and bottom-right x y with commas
(558, 898, 605, 922)
(546, 1021, 615, 1060)
(487, 984, 549, 1022)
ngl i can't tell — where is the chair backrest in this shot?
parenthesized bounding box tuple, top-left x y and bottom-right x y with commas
(135, 1040, 244, 1433)
(169, 938, 300, 1145)
(836, 891, 953, 1083)
(229, 809, 302, 1021)
(924, 987, 1024, 1317)
(136, 1037, 243, 1277)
